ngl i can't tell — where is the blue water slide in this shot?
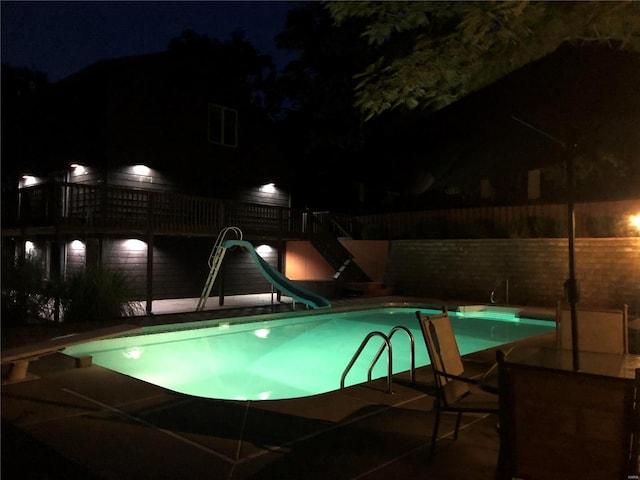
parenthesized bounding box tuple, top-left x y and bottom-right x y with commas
(222, 240, 331, 309)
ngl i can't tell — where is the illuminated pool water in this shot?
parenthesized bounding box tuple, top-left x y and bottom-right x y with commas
(64, 306, 555, 401)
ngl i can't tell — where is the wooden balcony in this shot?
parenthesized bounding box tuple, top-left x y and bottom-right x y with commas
(2, 182, 320, 240)
(3, 182, 638, 241)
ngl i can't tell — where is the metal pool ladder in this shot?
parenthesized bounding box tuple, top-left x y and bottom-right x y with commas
(340, 326, 416, 394)
(196, 226, 243, 311)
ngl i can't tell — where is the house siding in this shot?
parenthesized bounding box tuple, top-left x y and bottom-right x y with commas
(92, 236, 282, 301)
(235, 186, 290, 208)
(106, 167, 176, 192)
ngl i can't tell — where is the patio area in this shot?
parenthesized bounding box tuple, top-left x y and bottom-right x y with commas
(2, 296, 557, 479)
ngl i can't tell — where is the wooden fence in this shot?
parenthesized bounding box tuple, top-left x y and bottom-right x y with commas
(355, 199, 640, 239)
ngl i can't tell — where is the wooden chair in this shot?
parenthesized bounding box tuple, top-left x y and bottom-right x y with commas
(416, 309, 499, 461)
(556, 303, 629, 354)
(496, 349, 640, 480)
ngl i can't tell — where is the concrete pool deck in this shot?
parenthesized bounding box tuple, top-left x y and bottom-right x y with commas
(1, 296, 557, 479)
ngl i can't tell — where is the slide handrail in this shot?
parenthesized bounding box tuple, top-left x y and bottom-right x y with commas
(196, 226, 243, 311)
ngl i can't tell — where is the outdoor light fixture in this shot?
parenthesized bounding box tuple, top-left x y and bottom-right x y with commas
(21, 175, 37, 186)
(132, 164, 151, 176)
(255, 244, 272, 254)
(630, 214, 640, 233)
(123, 239, 146, 251)
(25, 241, 35, 256)
(260, 183, 276, 193)
(70, 164, 87, 175)
(70, 240, 86, 251)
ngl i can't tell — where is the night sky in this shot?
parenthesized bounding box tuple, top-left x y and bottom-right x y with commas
(1, 1, 299, 82)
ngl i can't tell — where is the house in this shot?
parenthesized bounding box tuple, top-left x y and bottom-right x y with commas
(1, 45, 372, 317)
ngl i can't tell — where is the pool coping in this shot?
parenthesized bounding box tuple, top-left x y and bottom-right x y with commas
(108, 301, 557, 338)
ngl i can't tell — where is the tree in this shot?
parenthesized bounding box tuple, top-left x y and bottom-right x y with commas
(1, 64, 50, 187)
(326, 1, 640, 120)
(273, 3, 380, 210)
(167, 29, 277, 111)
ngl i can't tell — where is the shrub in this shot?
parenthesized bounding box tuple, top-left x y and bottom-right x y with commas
(1, 251, 53, 325)
(582, 215, 634, 237)
(508, 216, 564, 238)
(61, 267, 143, 322)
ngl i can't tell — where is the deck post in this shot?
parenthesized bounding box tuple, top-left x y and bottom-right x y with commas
(146, 232, 154, 315)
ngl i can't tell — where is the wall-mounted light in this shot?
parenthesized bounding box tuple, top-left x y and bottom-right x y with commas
(259, 183, 276, 193)
(70, 240, 86, 251)
(25, 241, 35, 256)
(630, 214, 640, 233)
(256, 244, 273, 254)
(70, 164, 87, 175)
(123, 239, 147, 251)
(21, 175, 37, 186)
(132, 165, 151, 176)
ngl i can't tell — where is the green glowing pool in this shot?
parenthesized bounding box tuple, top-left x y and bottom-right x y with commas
(64, 305, 555, 401)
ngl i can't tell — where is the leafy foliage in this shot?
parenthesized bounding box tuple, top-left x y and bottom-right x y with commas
(326, 1, 640, 119)
(1, 250, 54, 324)
(273, 3, 380, 210)
(61, 267, 143, 323)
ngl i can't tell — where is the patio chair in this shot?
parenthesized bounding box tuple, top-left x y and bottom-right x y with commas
(416, 309, 500, 462)
(496, 349, 640, 480)
(556, 303, 629, 354)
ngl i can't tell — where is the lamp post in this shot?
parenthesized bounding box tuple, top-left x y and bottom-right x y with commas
(512, 116, 580, 370)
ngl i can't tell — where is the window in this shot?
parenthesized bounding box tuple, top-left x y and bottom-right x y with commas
(208, 104, 238, 147)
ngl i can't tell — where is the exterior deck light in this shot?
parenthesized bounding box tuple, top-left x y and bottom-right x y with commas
(70, 240, 85, 250)
(21, 175, 37, 186)
(256, 244, 272, 254)
(132, 165, 151, 176)
(70, 164, 87, 175)
(260, 183, 276, 193)
(123, 239, 146, 251)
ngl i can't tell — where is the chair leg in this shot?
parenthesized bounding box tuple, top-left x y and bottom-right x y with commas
(429, 404, 441, 462)
(453, 412, 462, 440)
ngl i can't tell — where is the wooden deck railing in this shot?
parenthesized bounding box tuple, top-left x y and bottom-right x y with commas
(6, 182, 317, 238)
(3, 182, 639, 239)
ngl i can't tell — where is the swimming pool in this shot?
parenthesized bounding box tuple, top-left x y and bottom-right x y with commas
(64, 305, 555, 401)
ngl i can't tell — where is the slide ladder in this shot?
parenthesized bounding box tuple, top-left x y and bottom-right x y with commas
(196, 226, 243, 311)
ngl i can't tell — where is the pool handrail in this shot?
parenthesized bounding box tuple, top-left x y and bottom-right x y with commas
(340, 325, 416, 394)
(369, 325, 416, 384)
(341, 331, 393, 393)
